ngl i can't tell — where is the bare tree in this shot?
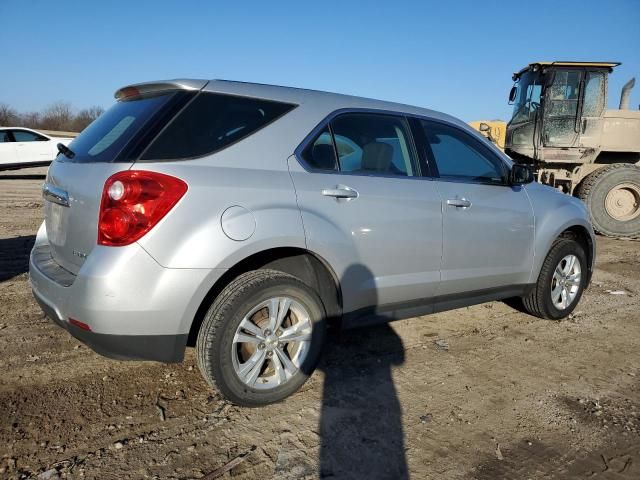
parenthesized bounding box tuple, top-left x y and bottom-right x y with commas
(20, 112, 42, 129)
(40, 102, 75, 131)
(0, 103, 19, 126)
(72, 106, 105, 132)
(1, 102, 106, 132)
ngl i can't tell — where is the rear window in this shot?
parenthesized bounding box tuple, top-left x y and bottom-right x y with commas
(63, 92, 177, 163)
(141, 93, 296, 160)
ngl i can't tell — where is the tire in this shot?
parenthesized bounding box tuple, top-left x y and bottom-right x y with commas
(522, 238, 587, 320)
(196, 269, 326, 407)
(576, 163, 640, 237)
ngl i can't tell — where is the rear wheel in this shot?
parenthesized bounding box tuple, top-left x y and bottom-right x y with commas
(522, 238, 587, 320)
(577, 164, 640, 237)
(196, 269, 326, 407)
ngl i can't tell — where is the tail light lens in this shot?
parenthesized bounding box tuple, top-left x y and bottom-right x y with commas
(98, 170, 187, 246)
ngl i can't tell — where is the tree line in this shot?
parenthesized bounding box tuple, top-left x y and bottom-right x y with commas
(0, 102, 104, 133)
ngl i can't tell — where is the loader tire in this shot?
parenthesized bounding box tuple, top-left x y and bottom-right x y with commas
(576, 163, 640, 237)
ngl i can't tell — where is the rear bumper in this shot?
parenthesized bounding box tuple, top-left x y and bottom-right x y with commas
(29, 226, 226, 362)
(32, 289, 188, 362)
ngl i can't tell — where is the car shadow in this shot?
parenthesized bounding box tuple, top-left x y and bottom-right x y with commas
(0, 235, 35, 282)
(316, 264, 408, 479)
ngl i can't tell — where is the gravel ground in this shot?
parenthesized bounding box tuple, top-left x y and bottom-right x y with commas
(1, 166, 639, 479)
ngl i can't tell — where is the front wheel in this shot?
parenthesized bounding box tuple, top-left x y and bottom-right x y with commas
(196, 269, 326, 407)
(522, 238, 587, 320)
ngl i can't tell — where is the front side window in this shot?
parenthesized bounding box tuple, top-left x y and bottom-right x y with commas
(13, 130, 47, 142)
(329, 113, 416, 176)
(421, 121, 506, 184)
(511, 70, 543, 124)
(142, 93, 296, 160)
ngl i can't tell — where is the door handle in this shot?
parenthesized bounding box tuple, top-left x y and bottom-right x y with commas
(322, 186, 358, 199)
(446, 198, 472, 208)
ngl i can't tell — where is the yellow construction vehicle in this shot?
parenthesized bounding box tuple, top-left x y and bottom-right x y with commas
(468, 120, 506, 150)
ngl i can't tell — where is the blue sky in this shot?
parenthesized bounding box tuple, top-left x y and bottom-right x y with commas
(1, 0, 638, 121)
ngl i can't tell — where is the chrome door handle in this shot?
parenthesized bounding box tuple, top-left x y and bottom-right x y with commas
(446, 198, 472, 208)
(322, 186, 358, 199)
(42, 182, 70, 207)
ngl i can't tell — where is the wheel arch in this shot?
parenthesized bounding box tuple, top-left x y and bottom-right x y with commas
(532, 221, 595, 287)
(558, 225, 595, 285)
(186, 247, 343, 346)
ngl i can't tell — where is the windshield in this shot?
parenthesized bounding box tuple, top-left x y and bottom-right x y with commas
(511, 70, 543, 124)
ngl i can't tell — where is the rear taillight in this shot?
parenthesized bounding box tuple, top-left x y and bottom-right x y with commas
(98, 170, 187, 246)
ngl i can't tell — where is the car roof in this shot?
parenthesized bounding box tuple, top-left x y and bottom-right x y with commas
(115, 78, 466, 128)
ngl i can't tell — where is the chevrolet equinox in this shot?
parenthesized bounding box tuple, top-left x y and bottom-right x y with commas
(30, 80, 595, 406)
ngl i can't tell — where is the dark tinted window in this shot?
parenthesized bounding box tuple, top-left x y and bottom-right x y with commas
(64, 92, 175, 163)
(329, 114, 416, 176)
(0, 131, 12, 142)
(421, 121, 506, 184)
(142, 93, 296, 160)
(13, 130, 47, 142)
(301, 127, 338, 170)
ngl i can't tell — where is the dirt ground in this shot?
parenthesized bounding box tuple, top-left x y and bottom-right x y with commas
(1, 166, 639, 480)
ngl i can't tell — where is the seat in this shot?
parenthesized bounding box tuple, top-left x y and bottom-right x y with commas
(360, 142, 393, 172)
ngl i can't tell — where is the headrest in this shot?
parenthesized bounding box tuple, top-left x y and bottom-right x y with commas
(361, 142, 393, 171)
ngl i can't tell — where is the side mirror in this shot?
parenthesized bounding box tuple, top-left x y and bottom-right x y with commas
(479, 122, 491, 132)
(510, 164, 534, 185)
(508, 86, 517, 104)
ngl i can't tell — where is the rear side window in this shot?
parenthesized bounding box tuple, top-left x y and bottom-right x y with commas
(300, 113, 418, 176)
(64, 92, 176, 163)
(301, 127, 338, 170)
(141, 93, 296, 160)
(331, 114, 416, 176)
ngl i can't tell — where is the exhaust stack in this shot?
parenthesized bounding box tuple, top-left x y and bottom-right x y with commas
(619, 77, 636, 109)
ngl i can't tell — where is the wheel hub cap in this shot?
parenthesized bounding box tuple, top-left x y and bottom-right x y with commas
(605, 183, 640, 221)
(231, 296, 313, 390)
(550, 254, 582, 310)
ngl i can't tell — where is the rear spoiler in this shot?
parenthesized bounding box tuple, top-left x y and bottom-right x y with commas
(114, 79, 209, 100)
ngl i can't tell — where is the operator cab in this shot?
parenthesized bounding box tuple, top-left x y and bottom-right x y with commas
(505, 61, 619, 163)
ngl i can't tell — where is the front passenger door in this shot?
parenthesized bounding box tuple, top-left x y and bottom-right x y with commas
(0, 131, 18, 166)
(12, 129, 52, 165)
(418, 120, 535, 297)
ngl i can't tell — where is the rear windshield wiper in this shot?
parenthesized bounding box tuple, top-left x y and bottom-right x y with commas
(57, 143, 75, 159)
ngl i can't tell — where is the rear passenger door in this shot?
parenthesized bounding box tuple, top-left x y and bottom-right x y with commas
(289, 112, 443, 317)
(416, 119, 535, 297)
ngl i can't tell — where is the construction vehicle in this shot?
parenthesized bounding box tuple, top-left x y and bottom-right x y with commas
(468, 120, 506, 150)
(503, 61, 640, 237)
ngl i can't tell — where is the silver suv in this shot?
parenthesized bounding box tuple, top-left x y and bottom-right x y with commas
(30, 80, 595, 406)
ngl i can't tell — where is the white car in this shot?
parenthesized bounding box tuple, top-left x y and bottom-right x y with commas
(0, 127, 74, 170)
